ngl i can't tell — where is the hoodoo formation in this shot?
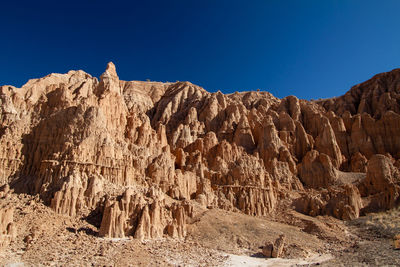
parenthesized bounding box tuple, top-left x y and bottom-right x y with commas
(1, 63, 400, 265)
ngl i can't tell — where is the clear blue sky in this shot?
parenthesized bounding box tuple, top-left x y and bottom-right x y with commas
(1, 0, 400, 99)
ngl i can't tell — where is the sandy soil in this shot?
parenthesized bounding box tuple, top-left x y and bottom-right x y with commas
(224, 253, 333, 267)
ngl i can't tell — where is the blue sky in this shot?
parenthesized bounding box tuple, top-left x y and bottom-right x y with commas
(1, 0, 400, 99)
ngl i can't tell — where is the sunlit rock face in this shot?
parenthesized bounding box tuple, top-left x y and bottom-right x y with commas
(1, 63, 400, 238)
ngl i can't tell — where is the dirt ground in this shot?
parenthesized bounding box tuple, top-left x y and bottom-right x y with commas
(320, 208, 400, 266)
(1, 193, 399, 266)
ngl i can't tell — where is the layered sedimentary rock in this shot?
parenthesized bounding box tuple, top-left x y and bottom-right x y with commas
(1, 63, 400, 239)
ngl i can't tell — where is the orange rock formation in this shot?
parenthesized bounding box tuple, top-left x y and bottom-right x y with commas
(1, 63, 400, 240)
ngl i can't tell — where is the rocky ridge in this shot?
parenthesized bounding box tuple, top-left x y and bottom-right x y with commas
(1, 63, 400, 247)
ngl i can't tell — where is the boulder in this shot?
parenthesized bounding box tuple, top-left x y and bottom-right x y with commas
(272, 234, 286, 258)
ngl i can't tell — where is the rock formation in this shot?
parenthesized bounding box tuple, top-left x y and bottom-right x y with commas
(98, 187, 192, 240)
(395, 234, 400, 250)
(0, 185, 16, 248)
(272, 234, 286, 258)
(358, 154, 400, 212)
(1, 63, 400, 241)
(262, 234, 286, 258)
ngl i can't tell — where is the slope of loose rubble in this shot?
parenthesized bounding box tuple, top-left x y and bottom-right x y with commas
(321, 207, 400, 266)
(1, 63, 400, 265)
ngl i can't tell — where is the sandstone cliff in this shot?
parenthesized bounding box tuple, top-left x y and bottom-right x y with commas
(1, 63, 400, 240)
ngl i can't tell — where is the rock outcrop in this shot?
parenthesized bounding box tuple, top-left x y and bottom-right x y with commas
(298, 150, 338, 188)
(272, 234, 286, 258)
(262, 234, 286, 258)
(294, 184, 363, 220)
(359, 154, 400, 212)
(0, 186, 16, 248)
(0, 205, 15, 248)
(395, 234, 400, 250)
(98, 187, 193, 240)
(1, 63, 400, 241)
